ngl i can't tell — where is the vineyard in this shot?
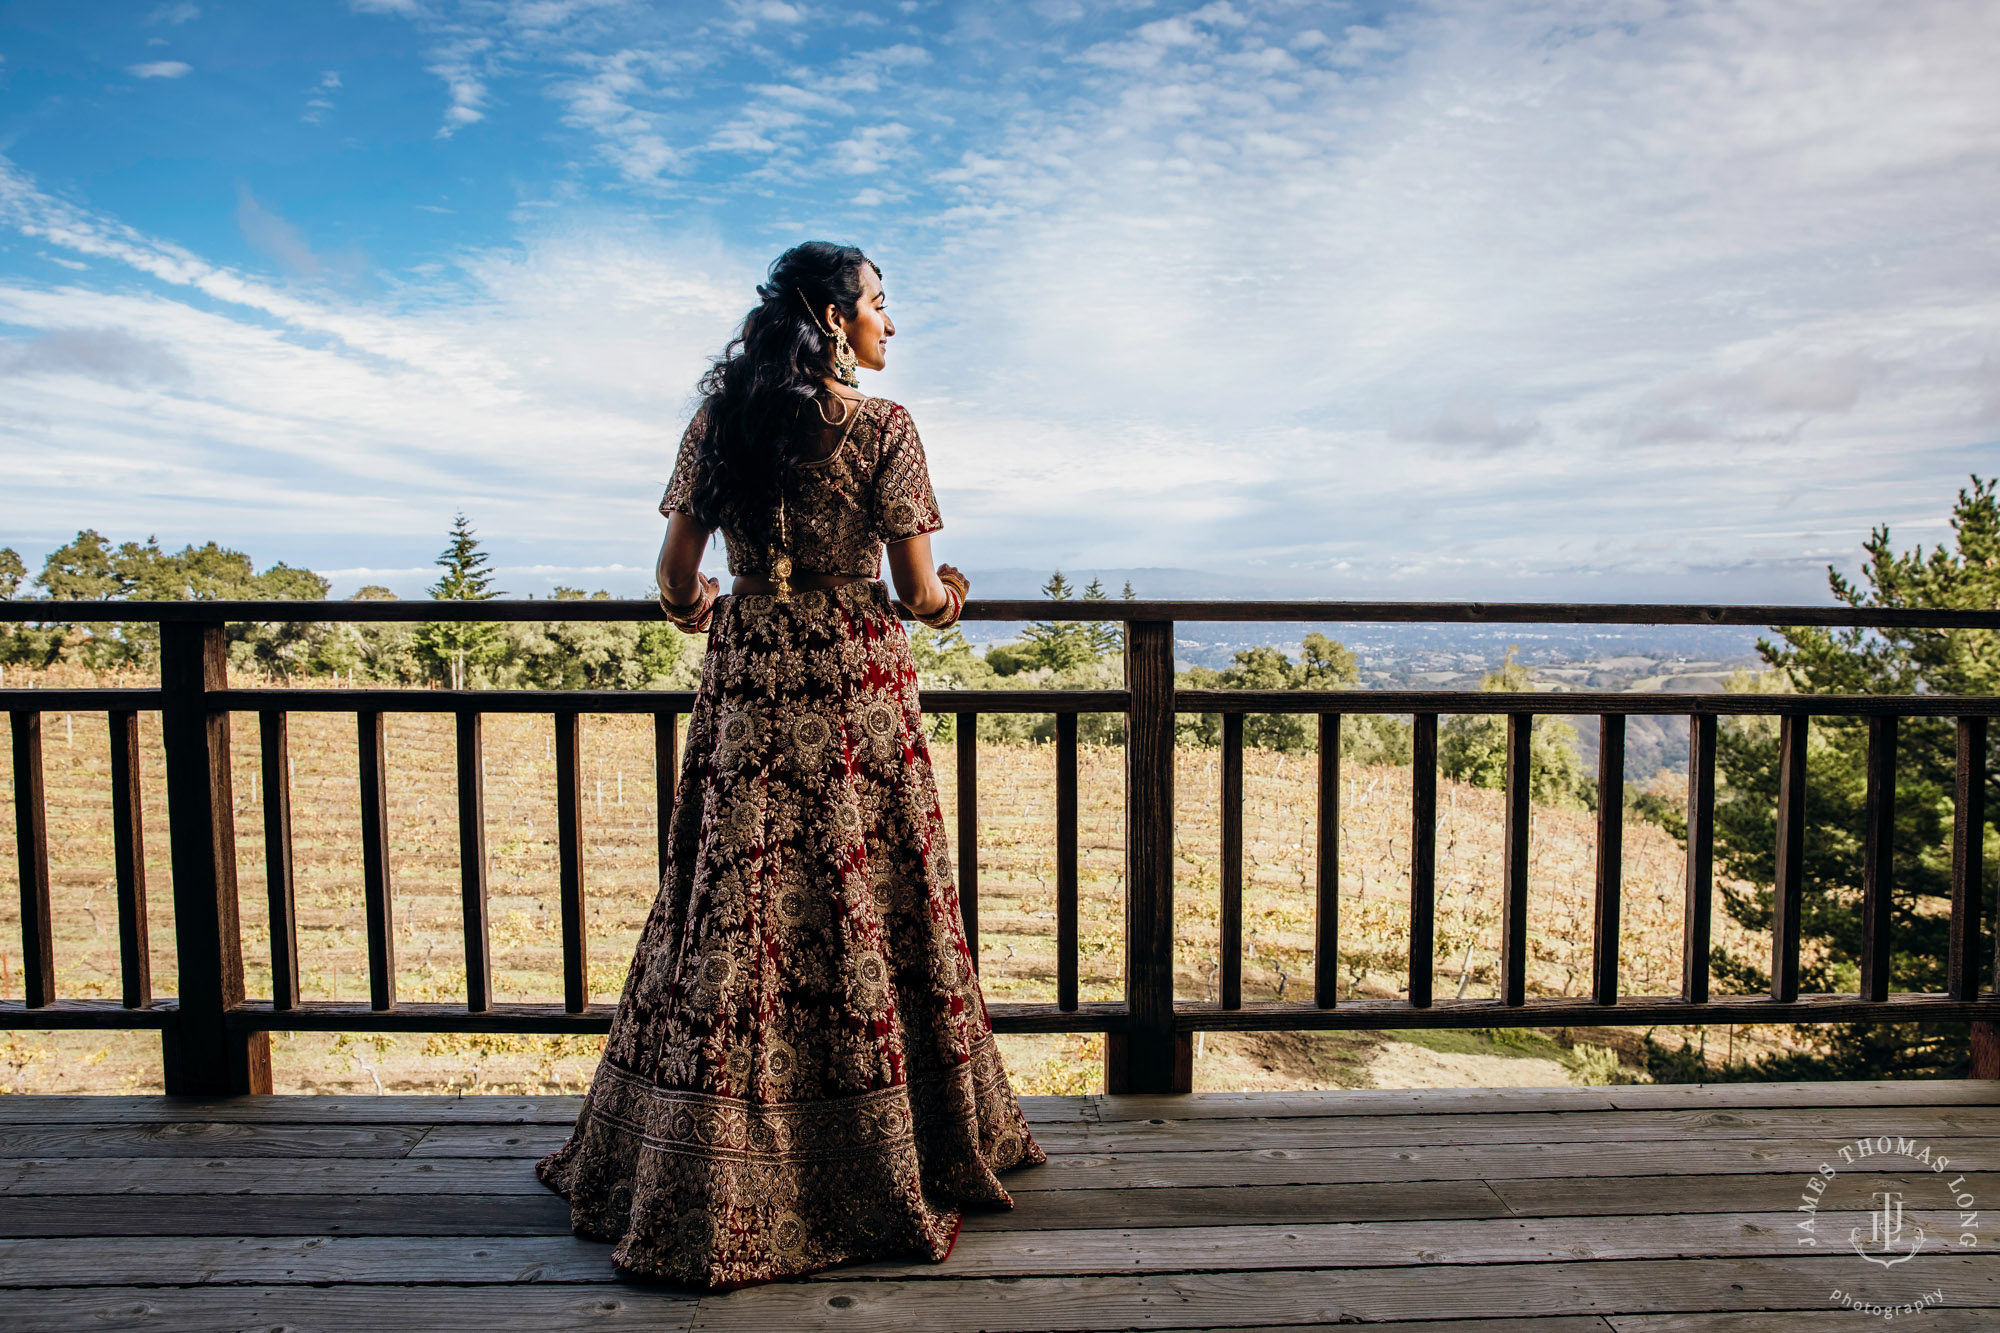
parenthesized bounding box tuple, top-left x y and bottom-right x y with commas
(1, 663, 1803, 1097)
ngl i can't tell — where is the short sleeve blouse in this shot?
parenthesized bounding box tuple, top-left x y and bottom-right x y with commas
(659, 396, 942, 578)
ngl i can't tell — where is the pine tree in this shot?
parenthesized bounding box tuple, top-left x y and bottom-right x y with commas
(1706, 476, 2000, 1079)
(1020, 570, 1098, 671)
(430, 513, 498, 602)
(1082, 577, 1122, 657)
(418, 512, 504, 690)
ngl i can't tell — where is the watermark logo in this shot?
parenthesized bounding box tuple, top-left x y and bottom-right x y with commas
(1797, 1132, 1980, 1318)
(1852, 1189, 1923, 1267)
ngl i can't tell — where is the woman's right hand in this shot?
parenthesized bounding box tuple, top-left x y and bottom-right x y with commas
(936, 562, 967, 595)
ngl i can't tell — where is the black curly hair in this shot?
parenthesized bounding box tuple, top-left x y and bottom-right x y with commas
(685, 241, 882, 554)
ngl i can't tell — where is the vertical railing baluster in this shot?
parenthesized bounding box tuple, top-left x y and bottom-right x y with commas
(1219, 711, 1243, 1010)
(457, 711, 491, 1014)
(1859, 715, 1896, 1003)
(1949, 716, 1987, 1003)
(556, 711, 587, 1013)
(1314, 712, 1339, 1008)
(108, 710, 151, 1010)
(1593, 714, 1626, 1006)
(957, 713, 979, 969)
(10, 711, 53, 1008)
(1681, 714, 1717, 1005)
(258, 711, 300, 1012)
(1056, 710, 1078, 1013)
(159, 620, 268, 1094)
(654, 709, 678, 885)
(1770, 713, 1807, 1004)
(1409, 713, 1437, 1008)
(1111, 619, 1187, 1093)
(1500, 712, 1531, 1007)
(357, 709, 396, 1012)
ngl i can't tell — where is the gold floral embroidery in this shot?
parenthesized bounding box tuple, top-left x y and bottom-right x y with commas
(536, 579, 1045, 1289)
(716, 708, 761, 768)
(657, 398, 943, 578)
(791, 712, 833, 771)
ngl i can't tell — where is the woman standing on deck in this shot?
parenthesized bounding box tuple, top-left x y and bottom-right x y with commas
(536, 241, 1047, 1287)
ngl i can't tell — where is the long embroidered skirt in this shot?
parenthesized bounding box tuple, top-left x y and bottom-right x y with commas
(536, 581, 1047, 1287)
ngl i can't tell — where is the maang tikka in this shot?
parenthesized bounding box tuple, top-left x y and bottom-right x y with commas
(795, 287, 861, 389)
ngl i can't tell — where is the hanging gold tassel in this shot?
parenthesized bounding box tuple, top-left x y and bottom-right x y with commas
(770, 492, 793, 601)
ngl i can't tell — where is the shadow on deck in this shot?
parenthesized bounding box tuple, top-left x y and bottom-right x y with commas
(4, 1080, 2000, 1330)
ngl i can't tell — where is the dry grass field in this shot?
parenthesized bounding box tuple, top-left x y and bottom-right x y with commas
(1, 663, 1806, 1098)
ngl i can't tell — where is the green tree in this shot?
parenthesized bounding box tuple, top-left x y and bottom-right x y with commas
(910, 624, 995, 690)
(0, 548, 26, 600)
(1437, 647, 1589, 805)
(1018, 571, 1099, 672)
(1707, 476, 2000, 1080)
(1176, 632, 1397, 759)
(12, 531, 329, 670)
(0, 546, 58, 669)
(416, 513, 504, 690)
(499, 588, 701, 691)
(1082, 577, 1122, 657)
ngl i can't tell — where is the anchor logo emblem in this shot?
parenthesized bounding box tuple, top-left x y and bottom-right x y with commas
(1850, 1190, 1926, 1267)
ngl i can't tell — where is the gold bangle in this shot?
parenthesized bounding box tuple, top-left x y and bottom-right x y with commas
(916, 581, 963, 630)
(658, 582, 715, 632)
(658, 582, 707, 616)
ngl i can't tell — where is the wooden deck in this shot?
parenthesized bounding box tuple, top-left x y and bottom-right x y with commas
(3, 1080, 1999, 1331)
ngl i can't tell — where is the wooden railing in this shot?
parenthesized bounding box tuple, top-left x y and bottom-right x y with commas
(2, 598, 1996, 1095)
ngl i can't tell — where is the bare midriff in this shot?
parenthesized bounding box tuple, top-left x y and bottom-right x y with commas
(730, 571, 878, 595)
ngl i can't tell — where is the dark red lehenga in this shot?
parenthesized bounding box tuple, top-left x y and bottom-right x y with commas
(536, 581, 1047, 1287)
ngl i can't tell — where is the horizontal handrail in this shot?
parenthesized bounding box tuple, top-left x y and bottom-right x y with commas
(0, 689, 165, 710)
(1, 597, 1998, 628)
(11, 687, 1995, 718)
(1178, 689, 2000, 716)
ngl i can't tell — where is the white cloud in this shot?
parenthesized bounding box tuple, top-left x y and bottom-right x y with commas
(549, 48, 690, 182)
(302, 70, 344, 124)
(144, 3, 201, 24)
(0, 157, 754, 575)
(127, 61, 192, 79)
(428, 39, 492, 136)
(729, 0, 807, 26)
(7, 1, 2000, 600)
(832, 122, 911, 175)
(0, 327, 190, 387)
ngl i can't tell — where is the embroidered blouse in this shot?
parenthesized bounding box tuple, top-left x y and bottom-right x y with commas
(659, 396, 944, 578)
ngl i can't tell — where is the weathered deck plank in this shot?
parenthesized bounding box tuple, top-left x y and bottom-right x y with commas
(0, 1286, 689, 1333)
(1084, 1079, 2000, 1119)
(0, 1211, 1922, 1286)
(0, 1194, 576, 1239)
(1045, 1103, 2000, 1151)
(681, 1257, 2000, 1331)
(0, 1082, 1993, 1331)
(987, 1138, 2000, 1190)
(0, 1122, 427, 1158)
(7, 1259, 1990, 1333)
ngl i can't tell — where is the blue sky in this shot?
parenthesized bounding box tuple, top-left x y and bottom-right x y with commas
(1, 0, 1996, 601)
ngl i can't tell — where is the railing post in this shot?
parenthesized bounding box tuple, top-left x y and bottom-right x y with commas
(159, 619, 270, 1094)
(10, 710, 53, 1008)
(1949, 717, 1996, 1077)
(1108, 619, 1189, 1093)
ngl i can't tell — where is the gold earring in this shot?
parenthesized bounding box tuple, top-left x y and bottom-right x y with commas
(831, 325, 860, 388)
(795, 287, 862, 388)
